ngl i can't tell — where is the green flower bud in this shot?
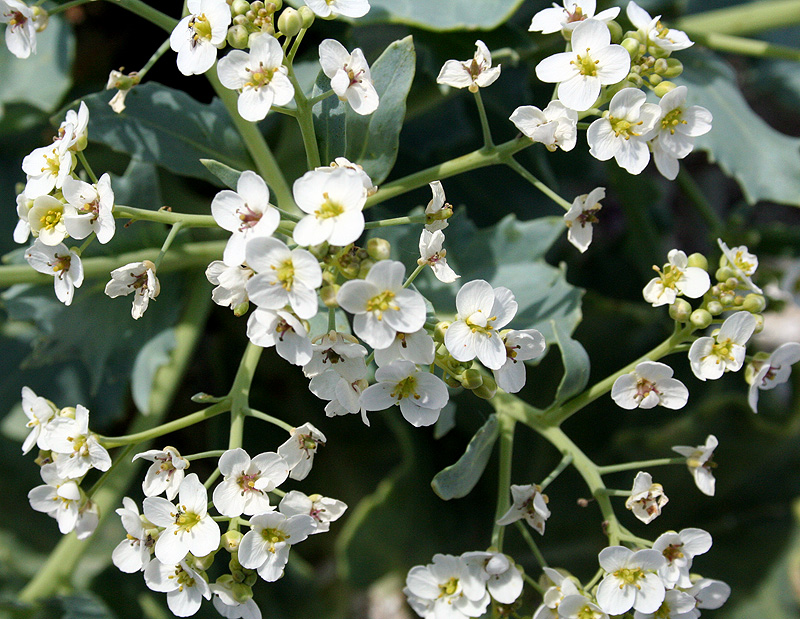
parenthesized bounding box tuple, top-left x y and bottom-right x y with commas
(367, 237, 391, 261)
(669, 298, 692, 322)
(278, 7, 302, 36)
(724, 277, 739, 291)
(743, 293, 766, 313)
(322, 270, 337, 285)
(245, 9, 257, 21)
(653, 80, 677, 98)
(687, 252, 708, 271)
(460, 369, 484, 390)
(221, 530, 243, 552)
(269, 0, 281, 11)
(662, 58, 684, 78)
(247, 31, 265, 47)
(233, 300, 250, 317)
(231, 0, 251, 15)
(707, 300, 723, 315)
(733, 295, 745, 307)
(715, 266, 735, 282)
(232, 583, 254, 604)
(753, 313, 764, 333)
(244, 571, 258, 586)
(719, 292, 735, 306)
(443, 374, 462, 389)
(606, 19, 623, 43)
(473, 374, 497, 400)
(251, 0, 264, 10)
(621, 37, 642, 59)
(434, 321, 450, 343)
(648, 44, 670, 58)
(648, 73, 663, 86)
(192, 550, 216, 571)
(625, 72, 644, 88)
(653, 58, 669, 75)
(227, 24, 250, 49)
(298, 5, 315, 27)
(31, 6, 48, 31)
(358, 259, 375, 279)
(690, 309, 713, 330)
(320, 284, 339, 308)
(35, 450, 53, 467)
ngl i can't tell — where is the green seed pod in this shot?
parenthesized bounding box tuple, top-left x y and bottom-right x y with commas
(221, 530, 243, 552)
(653, 80, 677, 98)
(707, 300, 723, 316)
(662, 58, 684, 78)
(687, 252, 708, 271)
(367, 237, 391, 261)
(743, 293, 766, 313)
(690, 309, 713, 330)
(231, 0, 251, 16)
(298, 5, 315, 27)
(278, 7, 302, 36)
(227, 24, 250, 49)
(461, 369, 484, 390)
(473, 374, 497, 400)
(669, 298, 692, 322)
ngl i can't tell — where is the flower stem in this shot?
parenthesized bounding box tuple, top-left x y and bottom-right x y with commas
(402, 264, 425, 288)
(364, 215, 426, 229)
(540, 453, 573, 492)
(154, 222, 183, 271)
(103, 0, 178, 32)
(246, 407, 294, 433)
(185, 450, 226, 461)
(77, 151, 99, 184)
(676, 0, 800, 37)
(287, 61, 322, 170)
(308, 89, 335, 107)
(473, 88, 495, 150)
(514, 520, 548, 569)
(138, 37, 172, 80)
(47, 0, 96, 16)
(689, 31, 800, 61)
(228, 342, 264, 451)
(597, 457, 684, 475)
(522, 572, 546, 595)
(114, 204, 218, 227)
(504, 157, 572, 212)
(491, 414, 516, 551)
(676, 168, 724, 240)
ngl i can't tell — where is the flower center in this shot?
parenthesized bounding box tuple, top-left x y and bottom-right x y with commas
(438, 577, 459, 597)
(316, 192, 345, 219)
(261, 527, 287, 552)
(660, 108, 687, 134)
(710, 338, 735, 363)
(246, 63, 277, 90)
(577, 605, 600, 619)
(609, 115, 644, 140)
(366, 290, 397, 317)
(652, 263, 682, 290)
(635, 377, 660, 401)
(39, 207, 63, 231)
(466, 310, 497, 336)
(7, 9, 26, 28)
(237, 472, 262, 493)
(390, 375, 419, 401)
(733, 250, 755, 274)
(274, 258, 295, 290)
(346, 66, 365, 86)
(572, 50, 599, 76)
(51, 253, 71, 276)
(566, 6, 586, 23)
(299, 433, 321, 456)
(237, 204, 263, 231)
(612, 566, 645, 586)
(42, 148, 63, 176)
(175, 507, 201, 531)
(663, 543, 684, 562)
(654, 601, 673, 619)
(189, 14, 212, 44)
(172, 565, 196, 589)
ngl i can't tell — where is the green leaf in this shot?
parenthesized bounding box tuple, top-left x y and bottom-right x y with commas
(200, 158, 243, 190)
(78, 83, 253, 183)
(53, 592, 117, 619)
(313, 36, 415, 185)
(131, 329, 177, 415)
(431, 414, 499, 500)
(677, 49, 800, 207)
(552, 319, 590, 404)
(0, 17, 74, 116)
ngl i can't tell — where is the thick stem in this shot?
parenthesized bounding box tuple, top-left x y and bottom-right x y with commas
(676, 0, 800, 37)
(287, 62, 322, 170)
(227, 342, 264, 451)
(364, 215, 426, 229)
(114, 204, 218, 227)
(491, 414, 515, 551)
(689, 31, 800, 62)
(473, 89, 495, 150)
(105, 0, 178, 32)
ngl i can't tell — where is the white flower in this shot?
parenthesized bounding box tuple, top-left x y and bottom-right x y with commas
(425, 180, 451, 232)
(625, 471, 668, 524)
(537, 566, 581, 616)
(650, 86, 712, 180)
(112, 497, 155, 573)
(748, 342, 800, 413)
(104, 260, 160, 319)
(211, 170, 280, 267)
(62, 173, 116, 244)
(672, 435, 717, 496)
(374, 328, 436, 368)
(303, 330, 368, 381)
(717, 239, 762, 294)
(445, 279, 518, 370)
(437, 40, 501, 93)
(47, 404, 111, 479)
(24, 240, 83, 306)
(492, 329, 546, 394)
(144, 559, 211, 617)
(238, 511, 316, 581)
(461, 551, 523, 605)
(0, 0, 36, 58)
(337, 260, 427, 350)
(564, 187, 604, 253)
(58, 102, 90, 152)
(308, 369, 370, 425)
(596, 546, 666, 615)
(304, 0, 370, 19)
(404, 554, 491, 619)
(169, 0, 231, 76)
(320, 157, 377, 195)
(530, 0, 620, 34)
(559, 595, 609, 619)
(277, 422, 326, 481)
(212, 448, 288, 517)
(626, 2, 693, 52)
(652, 528, 712, 589)
(633, 589, 697, 619)
(509, 101, 578, 152)
(133, 446, 189, 500)
(643, 249, 710, 307)
(206, 261, 253, 310)
(218, 34, 294, 122)
(319, 39, 379, 115)
(685, 578, 730, 612)
(360, 360, 449, 427)
(246, 308, 313, 365)
(20, 386, 57, 454)
(535, 19, 630, 112)
(611, 361, 689, 410)
(75, 499, 100, 540)
(28, 463, 82, 534)
(106, 69, 139, 114)
(22, 128, 75, 199)
(418, 229, 460, 283)
(496, 484, 551, 535)
(279, 490, 347, 534)
(688, 311, 756, 381)
(245, 236, 322, 320)
(587, 88, 661, 174)
(28, 195, 70, 247)
(14, 192, 33, 243)
(143, 472, 220, 565)
(292, 167, 367, 247)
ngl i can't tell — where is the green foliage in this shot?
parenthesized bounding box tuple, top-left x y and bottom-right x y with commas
(200, 158, 242, 190)
(551, 320, 591, 405)
(313, 36, 415, 184)
(131, 329, 177, 415)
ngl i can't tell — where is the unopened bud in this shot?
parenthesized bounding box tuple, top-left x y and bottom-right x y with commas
(624, 72, 644, 88)
(434, 321, 450, 343)
(606, 19, 622, 42)
(227, 24, 250, 49)
(298, 5, 314, 27)
(719, 292, 735, 306)
(724, 277, 739, 290)
(232, 0, 250, 15)
(245, 9, 256, 21)
(690, 309, 712, 330)
(648, 73, 663, 86)
(687, 253, 708, 271)
(367, 237, 391, 261)
(250, 0, 264, 10)
(320, 284, 339, 308)
(233, 300, 250, 317)
(648, 44, 670, 58)
(743, 293, 766, 313)
(715, 266, 735, 282)
(753, 313, 764, 333)
(460, 369, 484, 390)
(707, 300, 723, 316)
(621, 37, 642, 59)
(31, 6, 48, 31)
(278, 7, 302, 36)
(473, 374, 497, 400)
(232, 583, 254, 604)
(653, 80, 677, 98)
(669, 298, 692, 322)
(357, 259, 375, 279)
(192, 550, 216, 571)
(443, 374, 462, 389)
(733, 295, 744, 307)
(663, 58, 684, 78)
(35, 450, 53, 467)
(221, 530, 243, 552)
(653, 58, 669, 75)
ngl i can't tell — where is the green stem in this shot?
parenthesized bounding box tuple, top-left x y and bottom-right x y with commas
(287, 26, 307, 63)
(598, 488, 633, 497)
(47, 0, 95, 16)
(491, 414, 515, 551)
(597, 457, 684, 476)
(473, 88, 495, 150)
(514, 520, 548, 569)
(185, 449, 226, 461)
(205, 70, 299, 215)
(505, 157, 572, 212)
(228, 342, 264, 451)
(327, 307, 336, 332)
(676, 0, 800, 37)
(99, 400, 230, 448)
(522, 572, 546, 596)
(114, 204, 218, 227)
(246, 407, 294, 433)
(540, 453, 573, 492)
(77, 151, 98, 184)
(75, 232, 96, 256)
(85, 443, 137, 498)
(690, 31, 800, 61)
(288, 62, 322, 169)
(138, 37, 172, 79)
(308, 89, 335, 107)
(403, 264, 425, 288)
(154, 222, 183, 270)
(364, 215, 426, 229)
(104, 0, 178, 32)
(204, 468, 222, 489)
(676, 168, 724, 239)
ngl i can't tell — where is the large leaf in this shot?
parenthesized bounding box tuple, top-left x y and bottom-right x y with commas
(552, 320, 591, 404)
(431, 414, 499, 500)
(677, 49, 800, 207)
(313, 36, 415, 185)
(79, 83, 253, 183)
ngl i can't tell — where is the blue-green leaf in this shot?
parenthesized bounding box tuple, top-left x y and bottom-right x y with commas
(200, 158, 243, 190)
(551, 320, 590, 404)
(431, 414, 499, 500)
(131, 329, 177, 415)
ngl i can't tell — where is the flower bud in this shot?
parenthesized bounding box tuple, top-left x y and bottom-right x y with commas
(753, 313, 764, 333)
(473, 374, 497, 400)
(624, 72, 644, 88)
(233, 300, 250, 317)
(743, 293, 766, 313)
(606, 19, 623, 42)
(733, 295, 744, 307)
(227, 24, 250, 49)
(723, 277, 739, 291)
(232, 583, 254, 604)
(687, 252, 708, 271)
(669, 298, 692, 322)
(232, 0, 251, 15)
(31, 6, 48, 31)
(367, 237, 391, 261)
(221, 530, 243, 552)
(320, 284, 340, 308)
(244, 570, 258, 586)
(690, 308, 713, 330)
(707, 300, 723, 316)
(719, 292, 735, 306)
(653, 80, 677, 98)
(460, 369, 484, 390)
(443, 374, 462, 389)
(648, 73, 663, 86)
(278, 7, 302, 36)
(621, 37, 642, 58)
(653, 58, 669, 75)
(35, 450, 53, 467)
(434, 321, 450, 343)
(715, 266, 736, 282)
(358, 259, 375, 279)
(192, 550, 217, 571)
(298, 5, 315, 27)
(662, 58, 684, 78)
(245, 9, 257, 21)
(251, 0, 264, 10)
(648, 44, 670, 58)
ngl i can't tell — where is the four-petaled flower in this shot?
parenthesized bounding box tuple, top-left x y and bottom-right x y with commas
(643, 249, 710, 307)
(627, 1, 693, 52)
(277, 422, 327, 481)
(104, 260, 161, 320)
(611, 361, 689, 410)
(564, 187, 605, 253)
(304, 0, 370, 19)
(672, 434, 717, 496)
(496, 484, 551, 535)
(510, 101, 578, 152)
(688, 311, 756, 381)
(748, 342, 800, 413)
(24, 240, 83, 306)
(625, 471, 668, 524)
(238, 511, 316, 582)
(530, 0, 620, 35)
(0, 0, 36, 58)
(650, 85, 712, 180)
(437, 40, 501, 93)
(319, 39, 379, 115)
(169, 0, 231, 76)
(596, 546, 666, 615)
(212, 448, 289, 517)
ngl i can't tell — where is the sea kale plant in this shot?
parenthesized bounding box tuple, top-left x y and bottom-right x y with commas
(2, 0, 800, 618)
